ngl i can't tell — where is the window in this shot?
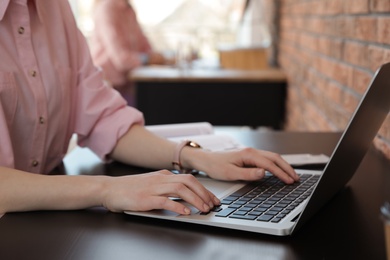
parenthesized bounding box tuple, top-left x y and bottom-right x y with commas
(131, 0, 246, 60)
(69, 0, 247, 61)
(68, 0, 95, 38)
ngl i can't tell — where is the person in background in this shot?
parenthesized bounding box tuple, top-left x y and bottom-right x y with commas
(0, 0, 298, 217)
(90, 0, 172, 105)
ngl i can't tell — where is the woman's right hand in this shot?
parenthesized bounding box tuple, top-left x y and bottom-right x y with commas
(100, 170, 220, 215)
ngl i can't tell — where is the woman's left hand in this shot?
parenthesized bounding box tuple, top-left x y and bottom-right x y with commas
(187, 147, 299, 184)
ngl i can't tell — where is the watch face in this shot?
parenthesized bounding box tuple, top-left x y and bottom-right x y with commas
(172, 140, 202, 173)
(189, 141, 202, 149)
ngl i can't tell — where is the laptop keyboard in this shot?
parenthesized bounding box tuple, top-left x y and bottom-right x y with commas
(212, 173, 319, 223)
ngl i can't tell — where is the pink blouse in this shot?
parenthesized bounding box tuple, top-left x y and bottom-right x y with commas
(0, 0, 144, 174)
(90, 1, 152, 86)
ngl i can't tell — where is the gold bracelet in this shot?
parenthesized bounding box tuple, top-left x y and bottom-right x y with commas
(172, 140, 202, 174)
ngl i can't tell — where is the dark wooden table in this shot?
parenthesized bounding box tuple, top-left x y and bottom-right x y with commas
(129, 67, 287, 129)
(0, 130, 388, 260)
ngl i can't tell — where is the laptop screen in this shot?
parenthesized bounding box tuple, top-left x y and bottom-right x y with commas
(292, 62, 390, 234)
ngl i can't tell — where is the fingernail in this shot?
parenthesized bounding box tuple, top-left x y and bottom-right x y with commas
(213, 196, 220, 205)
(203, 203, 210, 212)
(209, 201, 214, 208)
(184, 207, 191, 214)
(256, 169, 265, 178)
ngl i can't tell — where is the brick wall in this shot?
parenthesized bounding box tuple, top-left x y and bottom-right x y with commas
(273, 0, 390, 158)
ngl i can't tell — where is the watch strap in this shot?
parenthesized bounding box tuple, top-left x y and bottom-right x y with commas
(172, 140, 202, 174)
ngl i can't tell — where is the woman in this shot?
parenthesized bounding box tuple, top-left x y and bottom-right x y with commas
(90, 0, 170, 105)
(0, 0, 298, 216)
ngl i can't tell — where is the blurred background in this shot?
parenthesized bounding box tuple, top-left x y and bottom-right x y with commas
(67, 0, 390, 160)
(68, 0, 270, 66)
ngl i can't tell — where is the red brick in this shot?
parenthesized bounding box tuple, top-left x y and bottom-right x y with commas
(317, 0, 344, 15)
(344, 0, 370, 14)
(306, 18, 325, 34)
(349, 69, 373, 95)
(317, 57, 335, 79)
(317, 37, 343, 59)
(298, 102, 331, 131)
(371, 0, 390, 12)
(367, 45, 390, 72)
(340, 89, 360, 114)
(285, 88, 308, 130)
(333, 62, 353, 87)
(377, 17, 390, 45)
(323, 19, 336, 36)
(353, 16, 377, 41)
(278, 0, 390, 158)
(305, 2, 323, 16)
(325, 81, 343, 104)
(343, 41, 368, 68)
(338, 17, 356, 38)
(298, 33, 313, 50)
(330, 108, 351, 130)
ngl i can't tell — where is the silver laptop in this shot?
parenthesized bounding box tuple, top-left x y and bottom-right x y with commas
(125, 63, 390, 236)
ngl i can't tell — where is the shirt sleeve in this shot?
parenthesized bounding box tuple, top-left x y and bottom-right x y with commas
(71, 21, 144, 161)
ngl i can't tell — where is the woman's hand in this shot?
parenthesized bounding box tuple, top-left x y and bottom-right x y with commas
(100, 170, 220, 215)
(183, 147, 299, 184)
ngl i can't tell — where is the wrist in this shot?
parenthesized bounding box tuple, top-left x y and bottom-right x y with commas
(80, 175, 112, 207)
(179, 144, 208, 173)
(93, 175, 112, 208)
(172, 140, 202, 173)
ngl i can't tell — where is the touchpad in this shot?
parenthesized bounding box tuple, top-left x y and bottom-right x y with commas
(195, 175, 244, 198)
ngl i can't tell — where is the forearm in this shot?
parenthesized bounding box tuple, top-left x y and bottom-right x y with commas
(108, 124, 298, 183)
(110, 124, 216, 172)
(0, 167, 107, 214)
(110, 124, 177, 170)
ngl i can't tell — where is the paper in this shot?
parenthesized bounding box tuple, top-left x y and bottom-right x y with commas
(169, 134, 245, 152)
(281, 153, 330, 166)
(146, 122, 244, 151)
(146, 122, 214, 138)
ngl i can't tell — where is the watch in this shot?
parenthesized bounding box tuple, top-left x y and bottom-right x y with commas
(172, 140, 202, 174)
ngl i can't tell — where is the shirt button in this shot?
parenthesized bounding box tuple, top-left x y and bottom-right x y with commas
(30, 70, 37, 77)
(32, 160, 39, 167)
(39, 116, 45, 124)
(18, 26, 25, 34)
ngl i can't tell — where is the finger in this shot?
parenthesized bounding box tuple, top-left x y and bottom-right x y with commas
(150, 171, 219, 207)
(236, 167, 266, 181)
(167, 174, 220, 208)
(154, 182, 211, 212)
(259, 151, 299, 182)
(151, 169, 174, 176)
(238, 149, 297, 184)
(147, 196, 192, 215)
(258, 160, 295, 184)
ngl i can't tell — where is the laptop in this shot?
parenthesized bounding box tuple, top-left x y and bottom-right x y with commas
(125, 62, 390, 236)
